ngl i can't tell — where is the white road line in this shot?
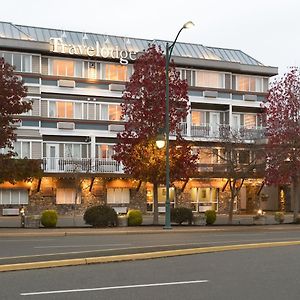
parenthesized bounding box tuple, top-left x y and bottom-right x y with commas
(34, 243, 131, 249)
(1, 238, 300, 261)
(20, 280, 209, 296)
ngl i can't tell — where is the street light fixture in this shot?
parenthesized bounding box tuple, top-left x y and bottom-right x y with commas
(163, 21, 194, 229)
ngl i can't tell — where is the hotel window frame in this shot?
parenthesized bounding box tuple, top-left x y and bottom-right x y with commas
(96, 144, 115, 160)
(190, 187, 219, 212)
(56, 188, 81, 205)
(191, 110, 207, 126)
(103, 62, 128, 81)
(195, 70, 225, 89)
(48, 100, 80, 119)
(107, 188, 130, 204)
(63, 143, 82, 159)
(235, 75, 265, 93)
(0, 189, 29, 205)
(0, 51, 33, 73)
(49, 58, 78, 77)
(13, 141, 31, 159)
(179, 68, 196, 86)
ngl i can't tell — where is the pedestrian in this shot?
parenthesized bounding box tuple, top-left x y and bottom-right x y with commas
(20, 205, 26, 228)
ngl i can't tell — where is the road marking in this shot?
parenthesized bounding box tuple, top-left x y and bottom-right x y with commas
(34, 243, 131, 249)
(1, 237, 300, 261)
(20, 279, 209, 296)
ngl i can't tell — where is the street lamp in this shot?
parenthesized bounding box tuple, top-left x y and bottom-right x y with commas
(164, 21, 194, 229)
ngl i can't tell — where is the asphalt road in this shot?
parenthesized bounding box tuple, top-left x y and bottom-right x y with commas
(1, 227, 300, 264)
(1, 245, 299, 300)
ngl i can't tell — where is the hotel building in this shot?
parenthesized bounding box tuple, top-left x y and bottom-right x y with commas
(0, 21, 284, 215)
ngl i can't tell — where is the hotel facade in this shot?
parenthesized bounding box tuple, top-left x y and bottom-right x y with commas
(0, 21, 286, 216)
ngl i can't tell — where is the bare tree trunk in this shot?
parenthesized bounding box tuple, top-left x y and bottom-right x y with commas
(228, 181, 236, 225)
(292, 177, 299, 223)
(153, 183, 159, 225)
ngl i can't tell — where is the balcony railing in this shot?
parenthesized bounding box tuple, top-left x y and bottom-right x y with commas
(191, 124, 265, 140)
(43, 158, 123, 173)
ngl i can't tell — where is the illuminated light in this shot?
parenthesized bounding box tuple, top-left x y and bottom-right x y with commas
(183, 21, 195, 29)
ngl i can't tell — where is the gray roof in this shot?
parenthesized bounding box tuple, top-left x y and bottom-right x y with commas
(0, 21, 263, 66)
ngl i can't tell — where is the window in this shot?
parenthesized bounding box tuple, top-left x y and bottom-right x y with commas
(13, 141, 30, 158)
(239, 150, 250, 164)
(74, 103, 82, 119)
(56, 188, 80, 204)
(101, 104, 109, 120)
(108, 104, 122, 121)
(196, 71, 224, 88)
(191, 111, 206, 125)
(107, 188, 130, 204)
(105, 64, 127, 81)
(0, 189, 28, 204)
(180, 69, 195, 86)
(52, 59, 74, 76)
(64, 144, 81, 159)
(244, 114, 257, 128)
(190, 187, 218, 212)
(97, 144, 114, 159)
(56, 101, 73, 118)
(236, 75, 263, 92)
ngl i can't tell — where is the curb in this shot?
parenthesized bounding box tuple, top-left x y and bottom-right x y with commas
(1, 240, 300, 272)
(1, 224, 300, 238)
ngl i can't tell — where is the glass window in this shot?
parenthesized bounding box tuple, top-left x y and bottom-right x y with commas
(74, 61, 82, 77)
(74, 103, 82, 119)
(73, 144, 81, 159)
(64, 144, 73, 158)
(52, 59, 74, 76)
(0, 189, 28, 204)
(107, 188, 130, 204)
(196, 71, 224, 88)
(49, 101, 56, 117)
(244, 114, 256, 128)
(101, 104, 108, 120)
(105, 64, 127, 81)
(56, 188, 80, 204)
(191, 111, 205, 125)
(13, 54, 22, 71)
(236, 75, 263, 92)
(22, 142, 30, 158)
(13, 142, 21, 157)
(22, 55, 31, 72)
(3, 52, 12, 64)
(56, 102, 73, 118)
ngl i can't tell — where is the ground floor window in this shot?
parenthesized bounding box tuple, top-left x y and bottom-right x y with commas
(0, 189, 28, 205)
(190, 187, 219, 212)
(107, 188, 130, 204)
(146, 186, 175, 212)
(56, 188, 81, 204)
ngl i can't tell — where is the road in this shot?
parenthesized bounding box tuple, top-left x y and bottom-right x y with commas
(1, 245, 299, 299)
(1, 226, 300, 265)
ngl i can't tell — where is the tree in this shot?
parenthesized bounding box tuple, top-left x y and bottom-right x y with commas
(114, 45, 198, 224)
(212, 129, 265, 224)
(263, 67, 300, 222)
(0, 57, 42, 182)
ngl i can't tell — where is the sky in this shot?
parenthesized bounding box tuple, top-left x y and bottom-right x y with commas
(1, 0, 299, 76)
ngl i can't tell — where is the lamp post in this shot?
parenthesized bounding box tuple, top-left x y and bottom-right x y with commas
(163, 21, 194, 229)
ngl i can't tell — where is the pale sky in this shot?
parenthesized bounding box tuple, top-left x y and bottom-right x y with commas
(1, 0, 299, 75)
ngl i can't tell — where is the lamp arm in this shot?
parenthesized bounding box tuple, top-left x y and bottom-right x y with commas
(167, 27, 184, 60)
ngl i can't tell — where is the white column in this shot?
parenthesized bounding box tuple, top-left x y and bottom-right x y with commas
(187, 109, 192, 137)
(229, 104, 232, 128)
(90, 135, 96, 159)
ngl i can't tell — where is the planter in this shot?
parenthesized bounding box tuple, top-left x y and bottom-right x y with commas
(118, 215, 128, 227)
(193, 214, 206, 226)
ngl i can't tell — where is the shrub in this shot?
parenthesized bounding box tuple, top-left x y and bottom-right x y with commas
(171, 207, 193, 225)
(83, 205, 118, 227)
(205, 210, 216, 225)
(41, 210, 58, 228)
(127, 210, 143, 226)
(274, 212, 285, 224)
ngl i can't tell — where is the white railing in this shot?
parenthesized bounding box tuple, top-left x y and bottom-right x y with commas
(43, 158, 124, 173)
(191, 124, 265, 140)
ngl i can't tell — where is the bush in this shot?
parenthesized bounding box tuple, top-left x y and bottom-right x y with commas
(41, 210, 58, 228)
(205, 210, 216, 225)
(274, 212, 285, 224)
(127, 210, 143, 226)
(84, 205, 118, 227)
(171, 207, 193, 225)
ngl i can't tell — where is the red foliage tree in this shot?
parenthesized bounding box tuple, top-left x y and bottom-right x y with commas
(0, 58, 42, 182)
(114, 45, 198, 224)
(263, 67, 300, 220)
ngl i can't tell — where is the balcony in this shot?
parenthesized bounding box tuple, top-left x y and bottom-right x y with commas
(190, 124, 265, 140)
(43, 158, 123, 174)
